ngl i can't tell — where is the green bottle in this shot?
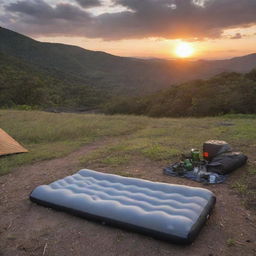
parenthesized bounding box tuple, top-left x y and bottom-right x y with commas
(191, 149, 200, 162)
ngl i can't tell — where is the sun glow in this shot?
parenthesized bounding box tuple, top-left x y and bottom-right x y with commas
(175, 42, 195, 58)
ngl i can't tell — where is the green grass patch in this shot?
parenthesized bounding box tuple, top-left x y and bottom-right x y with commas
(141, 145, 180, 161)
(226, 238, 236, 247)
(101, 155, 131, 166)
(79, 116, 247, 166)
(111, 170, 143, 178)
(0, 110, 150, 175)
(223, 114, 256, 119)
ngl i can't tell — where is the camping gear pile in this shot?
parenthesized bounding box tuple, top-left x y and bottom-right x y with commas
(164, 140, 247, 184)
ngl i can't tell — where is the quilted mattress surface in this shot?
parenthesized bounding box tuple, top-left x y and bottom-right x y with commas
(30, 169, 216, 244)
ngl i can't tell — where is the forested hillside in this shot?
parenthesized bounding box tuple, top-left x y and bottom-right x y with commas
(104, 70, 256, 117)
(0, 27, 176, 96)
(0, 53, 109, 108)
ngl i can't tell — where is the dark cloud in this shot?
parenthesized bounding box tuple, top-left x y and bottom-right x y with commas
(75, 0, 102, 8)
(95, 0, 256, 40)
(6, 0, 90, 20)
(1, 0, 256, 40)
(3, 0, 92, 36)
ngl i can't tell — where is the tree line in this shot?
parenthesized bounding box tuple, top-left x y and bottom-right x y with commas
(103, 70, 256, 117)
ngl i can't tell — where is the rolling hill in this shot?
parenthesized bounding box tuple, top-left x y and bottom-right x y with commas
(1, 27, 256, 91)
(0, 27, 256, 109)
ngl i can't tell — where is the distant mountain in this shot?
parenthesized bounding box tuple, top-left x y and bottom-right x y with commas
(0, 27, 175, 95)
(1, 27, 256, 96)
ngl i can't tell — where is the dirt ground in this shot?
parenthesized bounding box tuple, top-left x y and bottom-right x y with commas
(0, 139, 256, 256)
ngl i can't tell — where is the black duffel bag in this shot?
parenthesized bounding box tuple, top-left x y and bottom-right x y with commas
(207, 152, 247, 175)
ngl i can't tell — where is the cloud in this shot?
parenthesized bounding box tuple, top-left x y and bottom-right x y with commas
(1, 0, 256, 40)
(75, 0, 102, 8)
(87, 0, 256, 40)
(230, 33, 242, 39)
(3, 0, 92, 36)
(6, 0, 90, 20)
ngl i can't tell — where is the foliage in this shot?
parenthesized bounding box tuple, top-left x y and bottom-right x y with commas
(0, 52, 110, 108)
(103, 70, 256, 117)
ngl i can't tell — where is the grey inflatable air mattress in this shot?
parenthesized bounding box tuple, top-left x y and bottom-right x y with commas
(30, 169, 216, 244)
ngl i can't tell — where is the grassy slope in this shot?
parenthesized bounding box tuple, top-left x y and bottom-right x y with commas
(0, 110, 255, 208)
(0, 110, 149, 175)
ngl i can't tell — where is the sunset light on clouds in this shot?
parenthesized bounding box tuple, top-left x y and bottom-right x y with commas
(0, 0, 256, 59)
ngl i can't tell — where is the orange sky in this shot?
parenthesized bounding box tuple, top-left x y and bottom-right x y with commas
(37, 25, 256, 60)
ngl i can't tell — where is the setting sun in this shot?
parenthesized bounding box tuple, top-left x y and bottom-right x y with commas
(175, 42, 195, 58)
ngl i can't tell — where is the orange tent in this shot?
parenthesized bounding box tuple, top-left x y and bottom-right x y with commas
(0, 128, 28, 156)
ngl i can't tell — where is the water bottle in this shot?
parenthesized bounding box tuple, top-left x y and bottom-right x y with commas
(209, 174, 216, 184)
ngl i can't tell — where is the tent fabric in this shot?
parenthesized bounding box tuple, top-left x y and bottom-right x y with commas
(0, 128, 28, 156)
(30, 169, 216, 244)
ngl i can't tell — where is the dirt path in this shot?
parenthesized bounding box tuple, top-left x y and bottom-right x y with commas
(0, 138, 256, 256)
